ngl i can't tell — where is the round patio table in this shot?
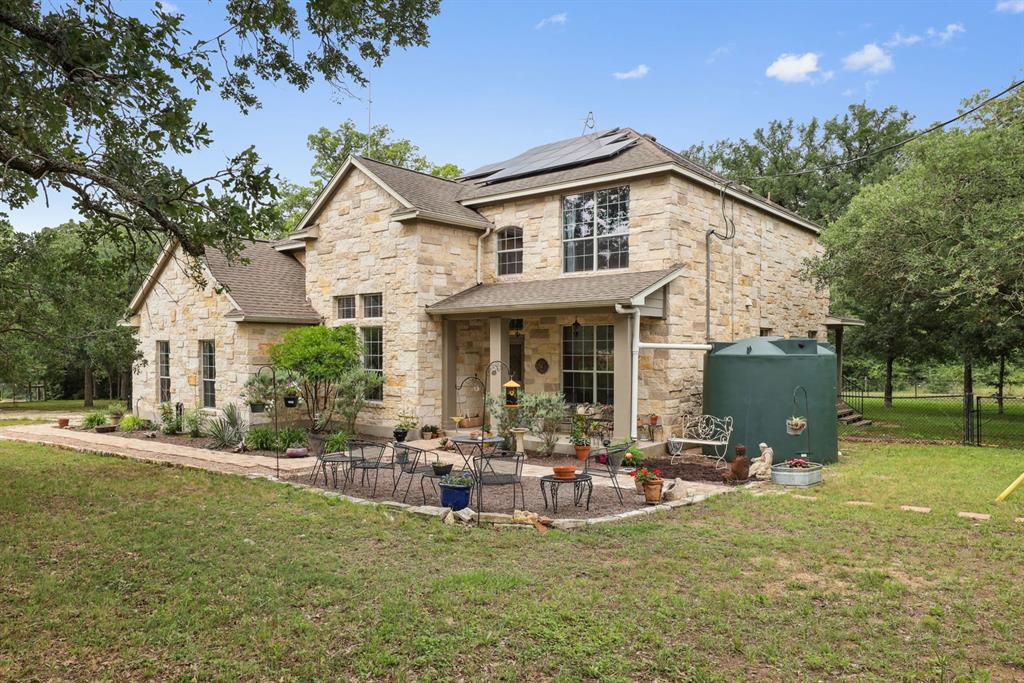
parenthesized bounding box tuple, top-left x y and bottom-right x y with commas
(449, 435, 505, 472)
(539, 473, 593, 513)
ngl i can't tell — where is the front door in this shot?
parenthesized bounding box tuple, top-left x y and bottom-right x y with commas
(509, 336, 524, 389)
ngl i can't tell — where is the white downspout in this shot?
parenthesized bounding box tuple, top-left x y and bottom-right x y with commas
(476, 225, 494, 285)
(617, 304, 715, 442)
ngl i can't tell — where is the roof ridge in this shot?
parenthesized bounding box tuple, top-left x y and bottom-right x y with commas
(355, 154, 459, 185)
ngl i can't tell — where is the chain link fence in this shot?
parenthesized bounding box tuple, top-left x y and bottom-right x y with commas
(839, 380, 1024, 448)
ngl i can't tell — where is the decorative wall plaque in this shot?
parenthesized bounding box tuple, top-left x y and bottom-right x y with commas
(534, 358, 549, 374)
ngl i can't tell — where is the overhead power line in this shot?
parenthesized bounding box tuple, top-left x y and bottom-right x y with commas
(740, 78, 1024, 181)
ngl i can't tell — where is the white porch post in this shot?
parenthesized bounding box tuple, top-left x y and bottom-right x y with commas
(442, 319, 457, 424)
(613, 314, 633, 439)
(488, 317, 509, 398)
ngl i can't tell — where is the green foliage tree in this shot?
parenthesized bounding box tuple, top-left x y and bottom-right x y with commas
(269, 325, 362, 431)
(686, 103, 914, 225)
(277, 120, 463, 232)
(0, 0, 441, 270)
(333, 367, 384, 435)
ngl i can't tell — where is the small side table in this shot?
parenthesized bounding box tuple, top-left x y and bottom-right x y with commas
(539, 474, 593, 513)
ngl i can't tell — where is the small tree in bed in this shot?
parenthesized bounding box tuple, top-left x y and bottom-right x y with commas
(269, 325, 362, 432)
(519, 392, 567, 457)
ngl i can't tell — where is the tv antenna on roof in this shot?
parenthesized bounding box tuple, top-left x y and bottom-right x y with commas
(581, 111, 595, 136)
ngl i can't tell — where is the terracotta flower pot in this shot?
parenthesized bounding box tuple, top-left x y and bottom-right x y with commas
(552, 466, 577, 480)
(650, 415, 659, 426)
(634, 477, 645, 494)
(642, 478, 664, 504)
(57, 417, 70, 428)
(573, 444, 591, 461)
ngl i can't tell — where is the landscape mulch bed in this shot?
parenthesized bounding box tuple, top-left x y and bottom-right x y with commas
(539, 453, 725, 484)
(90, 429, 283, 459)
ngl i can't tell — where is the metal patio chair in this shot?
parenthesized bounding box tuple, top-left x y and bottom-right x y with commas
(391, 443, 441, 503)
(584, 442, 628, 505)
(346, 440, 395, 496)
(472, 450, 525, 514)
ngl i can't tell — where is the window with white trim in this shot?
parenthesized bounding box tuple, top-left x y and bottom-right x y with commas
(336, 295, 355, 319)
(157, 341, 170, 403)
(562, 324, 614, 405)
(562, 185, 629, 273)
(496, 226, 523, 276)
(362, 327, 383, 401)
(200, 340, 216, 408)
(362, 293, 383, 318)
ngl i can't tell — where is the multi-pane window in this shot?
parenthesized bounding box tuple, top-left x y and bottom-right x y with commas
(157, 341, 171, 403)
(362, 293, 383, 318)
(562, 324, 614, 405)
(200, 340, 216, 408)
(759, 327, 773, 337)
(496, 226, 523, 276)
(562, 185, 630, 273)
(362, 327, 383, 401)
(336, 295, 356, 319)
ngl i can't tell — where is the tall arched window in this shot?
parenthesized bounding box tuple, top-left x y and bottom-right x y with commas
(497, 226, 523, 276)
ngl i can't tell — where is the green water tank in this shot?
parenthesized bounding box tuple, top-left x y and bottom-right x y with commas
(702, 336, 838, 464)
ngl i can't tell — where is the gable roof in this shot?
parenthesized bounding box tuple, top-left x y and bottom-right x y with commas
(128, 240, 320, 324)
(295, 156, 492, 232)
(426, 267, 684, 315)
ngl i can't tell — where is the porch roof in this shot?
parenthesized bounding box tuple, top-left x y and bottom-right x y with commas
(426, 266, 684, 315)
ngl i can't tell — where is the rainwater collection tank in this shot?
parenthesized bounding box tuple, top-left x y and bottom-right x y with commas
(702, 336, 838, 464)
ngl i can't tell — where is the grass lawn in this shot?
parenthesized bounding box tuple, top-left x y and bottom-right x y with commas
(1, 441, 1022, 681)
(0, 419, 48, 427)
(842, 395, 1024, 447)
(0, 399, 114, 412)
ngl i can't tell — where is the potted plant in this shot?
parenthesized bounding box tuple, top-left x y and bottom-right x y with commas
(771, 457, 823, 487)
(786, 416, 807, 435)
(243, 374, 275, 414)
(570, 428, 591, 461)
(282, 384, 300, 408)
(421, 424, 440, 439)
(438, 473, 473, 511)
(432, 462, 453, 476)
(56, 417, 70, 428)
(649, 413, 659, 427)
(393, 412, 418, 443)
(631, 467, 665, 504)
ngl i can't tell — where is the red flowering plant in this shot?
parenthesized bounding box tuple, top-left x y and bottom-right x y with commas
(630, 467, 663, 483)
(785, 458, 811, 468)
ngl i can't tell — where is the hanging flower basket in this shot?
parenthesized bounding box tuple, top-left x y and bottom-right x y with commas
(786, 416, 807, 436)
(249, 402, 266, 413)
(283, 395, 299, 408)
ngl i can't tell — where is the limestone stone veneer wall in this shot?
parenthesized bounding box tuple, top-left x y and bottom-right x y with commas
(130, 246, 303, 422)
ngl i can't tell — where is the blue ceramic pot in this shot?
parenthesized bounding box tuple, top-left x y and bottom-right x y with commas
(439, 483, 472, 511)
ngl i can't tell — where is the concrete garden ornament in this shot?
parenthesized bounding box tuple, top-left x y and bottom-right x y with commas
(749, 443, 774, 480)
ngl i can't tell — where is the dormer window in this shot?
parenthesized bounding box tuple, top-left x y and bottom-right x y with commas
(497, 226, 523, 276)
(562, 186, 630, 272)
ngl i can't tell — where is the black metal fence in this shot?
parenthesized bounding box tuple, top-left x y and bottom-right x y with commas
(839, 382, 1024, 448)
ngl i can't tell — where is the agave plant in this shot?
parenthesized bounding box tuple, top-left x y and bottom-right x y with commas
(204, 404, 248, 450)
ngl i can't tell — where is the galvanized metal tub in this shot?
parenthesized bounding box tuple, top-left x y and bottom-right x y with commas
(771, 463, 823, 487)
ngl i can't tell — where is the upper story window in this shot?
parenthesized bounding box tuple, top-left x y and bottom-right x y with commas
(362, 293, 383, 318)
(496, 227, 523, 276)
(336, 295, 355, 319)
(562, 185, 630, 273)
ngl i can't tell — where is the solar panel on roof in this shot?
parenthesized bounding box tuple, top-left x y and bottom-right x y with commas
(461, 128, 638, 184)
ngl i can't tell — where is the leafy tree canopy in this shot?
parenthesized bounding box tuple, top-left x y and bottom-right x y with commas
(0, 0, 441, 270)
(686, 103, 914, 225)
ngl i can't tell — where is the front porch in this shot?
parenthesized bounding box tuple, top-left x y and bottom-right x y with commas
(427, 267, 688, 442)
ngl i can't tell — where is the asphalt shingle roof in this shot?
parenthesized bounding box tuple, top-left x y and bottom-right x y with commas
(355, 156, 492, 228)
(204, 240, 321, 323)
(427, 267, 683, 314)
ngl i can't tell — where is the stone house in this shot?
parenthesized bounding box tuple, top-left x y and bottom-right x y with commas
(127, 127, 843, 438)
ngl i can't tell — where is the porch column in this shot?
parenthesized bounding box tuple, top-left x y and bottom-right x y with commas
(613, 314, 633, 439)
(488, 317, 509, 398)
(442, 319, 457, 424)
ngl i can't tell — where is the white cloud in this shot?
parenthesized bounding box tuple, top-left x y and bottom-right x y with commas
(927, 23, 966, 44)
(843, 43, 894, 74)
(156, 0, 179, 12)
(535, 12, 567, 29)
(706, 45, 731, 64)
(611, 64, 649, 80)
(842, 87, 856, 97)
(764, 52, 823, 83)
(885, 31, 922, 47)
(996, 0, 1024, 13)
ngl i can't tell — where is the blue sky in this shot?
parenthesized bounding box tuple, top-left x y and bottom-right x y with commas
(9, 0, 1023, 231)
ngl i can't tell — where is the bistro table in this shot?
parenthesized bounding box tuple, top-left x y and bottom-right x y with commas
(539, 473, 593, 513)
(449, 435, 505, 473)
